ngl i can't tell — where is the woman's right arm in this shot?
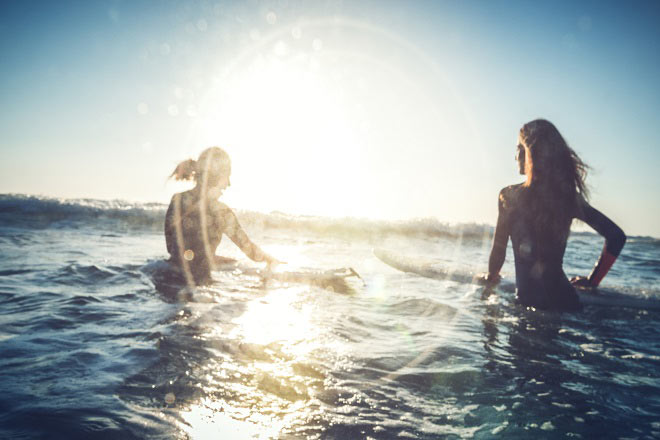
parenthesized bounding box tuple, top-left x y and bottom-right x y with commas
(574, 200, 626, 287)
(486, 189, 511, 285)
(164, 195, 178, 258)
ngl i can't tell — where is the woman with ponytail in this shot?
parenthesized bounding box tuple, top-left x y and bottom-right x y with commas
(484, 119, 626, 310)
(165, 147, 278, 285)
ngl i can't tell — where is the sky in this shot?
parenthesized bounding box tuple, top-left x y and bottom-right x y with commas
(1, 0, 659, 237)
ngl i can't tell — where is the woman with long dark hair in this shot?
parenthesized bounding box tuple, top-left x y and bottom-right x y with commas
(484, 119, 626, 310)
(165, 147, 278, 285)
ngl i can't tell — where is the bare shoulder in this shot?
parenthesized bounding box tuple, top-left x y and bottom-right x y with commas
(209, 200, 235, 218)
(214, 200, 231, 212)
(169, 192, 182, 203)
(166, 192, 184, 212)
(499, 183, 523, 208)
(174, 190, 196, 205)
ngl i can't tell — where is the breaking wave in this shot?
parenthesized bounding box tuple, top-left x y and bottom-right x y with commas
(0, 194, 494, 240)
(4, 193, 655, 243)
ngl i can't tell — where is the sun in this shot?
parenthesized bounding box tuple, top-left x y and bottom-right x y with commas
(191, 39, 366, 218)
(180, 17, 470, 221)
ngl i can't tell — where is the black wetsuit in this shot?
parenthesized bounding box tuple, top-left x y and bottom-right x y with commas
(165, 190, 268, 284)
(489, 184, 626, 311)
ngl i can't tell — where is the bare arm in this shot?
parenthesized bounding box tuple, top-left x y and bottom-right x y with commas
(574, 200, 626, 287)
(164, 194, 183, 258)
(486, 189, 511, 283)
(221, 206, 274, 263)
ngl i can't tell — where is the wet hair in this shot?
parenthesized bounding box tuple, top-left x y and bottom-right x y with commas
(519, 119, 589, 240)
(170, 147, 231, 186)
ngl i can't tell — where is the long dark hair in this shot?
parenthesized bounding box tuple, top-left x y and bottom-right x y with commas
(519, 119, 589, 241)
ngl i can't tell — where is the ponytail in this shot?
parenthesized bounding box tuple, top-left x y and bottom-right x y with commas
(170, 147, 230, 183)
(170, 159, 197, 181)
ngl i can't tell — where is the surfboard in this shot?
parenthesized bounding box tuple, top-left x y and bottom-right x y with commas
(238, 265, 361, 294)
(374, 248, 660, 311)
(142, 258, 361, 294)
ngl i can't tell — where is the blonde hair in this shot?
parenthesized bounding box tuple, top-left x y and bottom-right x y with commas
(170, 147, 231, 183)
(170, 159, 197, 181)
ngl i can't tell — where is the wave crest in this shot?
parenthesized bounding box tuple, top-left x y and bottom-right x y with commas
(9, 193, 647, 244)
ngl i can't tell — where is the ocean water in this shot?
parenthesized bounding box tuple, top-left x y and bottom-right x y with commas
(1, 193, 660, 439)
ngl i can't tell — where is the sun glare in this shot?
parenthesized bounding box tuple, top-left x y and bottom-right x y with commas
(180, 18, 472, 221)
(179, 282, 328, 438)
(193, 41, 365, 217)
(230, 287, 319, 351)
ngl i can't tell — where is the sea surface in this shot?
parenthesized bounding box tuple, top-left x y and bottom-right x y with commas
(1, 194, 660, 439)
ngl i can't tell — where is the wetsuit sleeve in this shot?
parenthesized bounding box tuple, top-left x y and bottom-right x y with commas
(576, 201, 626, 287)
(164, 195, 180, 257)
(220, 207, 270, 263)
(488, 189, 511, 278)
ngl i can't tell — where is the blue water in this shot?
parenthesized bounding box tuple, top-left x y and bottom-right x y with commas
(1, 194, 660, 439)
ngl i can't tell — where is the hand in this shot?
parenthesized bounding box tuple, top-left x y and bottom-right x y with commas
(475, 272, 501, 287)
(570, 276, 593, 289)
(264, 255, 284, 270)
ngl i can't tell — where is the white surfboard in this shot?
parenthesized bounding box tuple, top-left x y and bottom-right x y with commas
(142, 258, 361, 294)
(374, 248, 659, 311)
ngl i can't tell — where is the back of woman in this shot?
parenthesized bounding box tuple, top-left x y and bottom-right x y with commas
(486, 119, 626, 311)
(165, 191, 225, 284)
(164, 147, 277, 286)
(500, 183, 578, 310)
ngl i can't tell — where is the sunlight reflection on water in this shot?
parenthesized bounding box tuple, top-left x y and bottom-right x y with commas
(180, 400, 264, 439)
(232, 287, 318, 351)
(180, 285, 331, 438)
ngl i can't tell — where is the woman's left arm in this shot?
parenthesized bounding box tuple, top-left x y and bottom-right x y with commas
(574, 201, 626, 287)
(220, 205, 275, 264)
